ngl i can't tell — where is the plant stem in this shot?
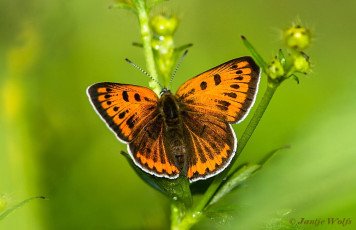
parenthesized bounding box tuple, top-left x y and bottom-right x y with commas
(190, 79, 281, 217)
(133, 0, 160, 93)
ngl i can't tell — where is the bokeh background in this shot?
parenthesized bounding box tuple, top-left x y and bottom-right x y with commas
(1, 0, 356, 229)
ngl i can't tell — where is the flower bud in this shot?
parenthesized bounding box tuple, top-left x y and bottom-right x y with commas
(293, 52, 310, 74)
(266, 57, 285, 80)
(150, 14, 179, 36)
(283, 25, 311, 51)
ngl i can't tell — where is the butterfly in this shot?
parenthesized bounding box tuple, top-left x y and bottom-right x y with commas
(87, 56, 260, 182)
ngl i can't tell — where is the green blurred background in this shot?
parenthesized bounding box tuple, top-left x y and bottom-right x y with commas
(1, 0, 356, 229)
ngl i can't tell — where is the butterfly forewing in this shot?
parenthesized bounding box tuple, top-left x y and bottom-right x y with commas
(87, 82, 159, 143)
(176, 56, 260, 124)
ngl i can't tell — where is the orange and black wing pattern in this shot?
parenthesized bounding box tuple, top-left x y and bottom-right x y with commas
(182, 112, 236, 182)
(87, 82, 159, 143)
(129, 116, 180, 179)
(176, 56, 260, 124)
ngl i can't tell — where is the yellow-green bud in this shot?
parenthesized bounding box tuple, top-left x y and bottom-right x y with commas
(0, 197, 7, 213)
(283, 25, 311, 51)
(266, 57, 285, 79)
(294, 52, 310, 74)
(150, 14, 179, 36)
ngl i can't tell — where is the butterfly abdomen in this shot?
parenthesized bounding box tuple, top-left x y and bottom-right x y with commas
(159, 91, 188, 171)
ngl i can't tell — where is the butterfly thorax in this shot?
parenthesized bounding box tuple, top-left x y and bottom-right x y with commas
(158, 90, 187, 171)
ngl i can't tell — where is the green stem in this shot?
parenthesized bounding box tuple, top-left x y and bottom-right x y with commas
(170, 201, 180, 230)
(190, 79, 281, 218)
(133, 0, 160, 93)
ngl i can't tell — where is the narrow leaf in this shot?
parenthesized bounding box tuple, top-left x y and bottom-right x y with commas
(0, 196, 46, 221)
(121, 151, 192, 207)
(174, 43, 194, 53)
(132, 42, 143, 48)
(278, 49, 286, 67)
(208, 164, 261, 206)
(120, 151, 165, 194)
(289, 74, 300, 84)
(208, 145, 289, 207)
(110, 3, 137, 14)
(259, 145, 290, 166)
(241, 35, 267, 71)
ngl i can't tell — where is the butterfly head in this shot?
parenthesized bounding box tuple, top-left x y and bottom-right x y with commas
(159, 88, 171, 97)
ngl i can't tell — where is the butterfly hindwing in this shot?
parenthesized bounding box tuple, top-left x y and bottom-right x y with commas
(129, 115, 180, 178)
(87, 82, 159, 143)
(176, 56, 260, 124)
(182, 112, 236, 182)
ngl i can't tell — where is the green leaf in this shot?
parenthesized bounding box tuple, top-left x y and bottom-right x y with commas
(259, 145, 290, 166)
(110, 3, 137, 15)
(208, 145, 290, 207)
(289, 74, 300, 84)
(208, 164, 261, 206)
(278, 49, 286, 67)
(121, 151, 192, 207)
(120, 151, 165, 194)
(0, 196, 46, 221)
(132, 42, 143, 48)
(241, 35, 267, 71)
(174, 43, 194, 53)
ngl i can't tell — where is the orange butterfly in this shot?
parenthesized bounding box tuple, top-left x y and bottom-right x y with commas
(87, 57, 260, 182)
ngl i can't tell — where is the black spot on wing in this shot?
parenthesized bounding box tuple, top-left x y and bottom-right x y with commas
(185, 99, 194, 104)
(234, 76, 243, 81)
(214, 74, 221, 86)
(134, 93, 141, 102)
(230, 84, 240, 89)
(216, 105, 229, 111)
(122, 91, 129, 102)
(224, 92, 237, 98)
(200, 81, 207, 90)
(187, 88, 195, 95)
(126, 115, 136, 129)
(217, 100, 231, 107)
(118, 111, 127, 119)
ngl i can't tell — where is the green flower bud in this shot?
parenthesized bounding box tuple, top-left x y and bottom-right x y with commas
(283, 25, 311, 51)
(0, 196, 7, 213)
(150, 14, 179, 36)
(266, 57, 285, 80)
(293, 52, 310, 74)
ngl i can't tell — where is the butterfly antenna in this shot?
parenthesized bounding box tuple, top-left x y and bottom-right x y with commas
(125, 58, 164, 90)
(168, 50, 189, 90)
